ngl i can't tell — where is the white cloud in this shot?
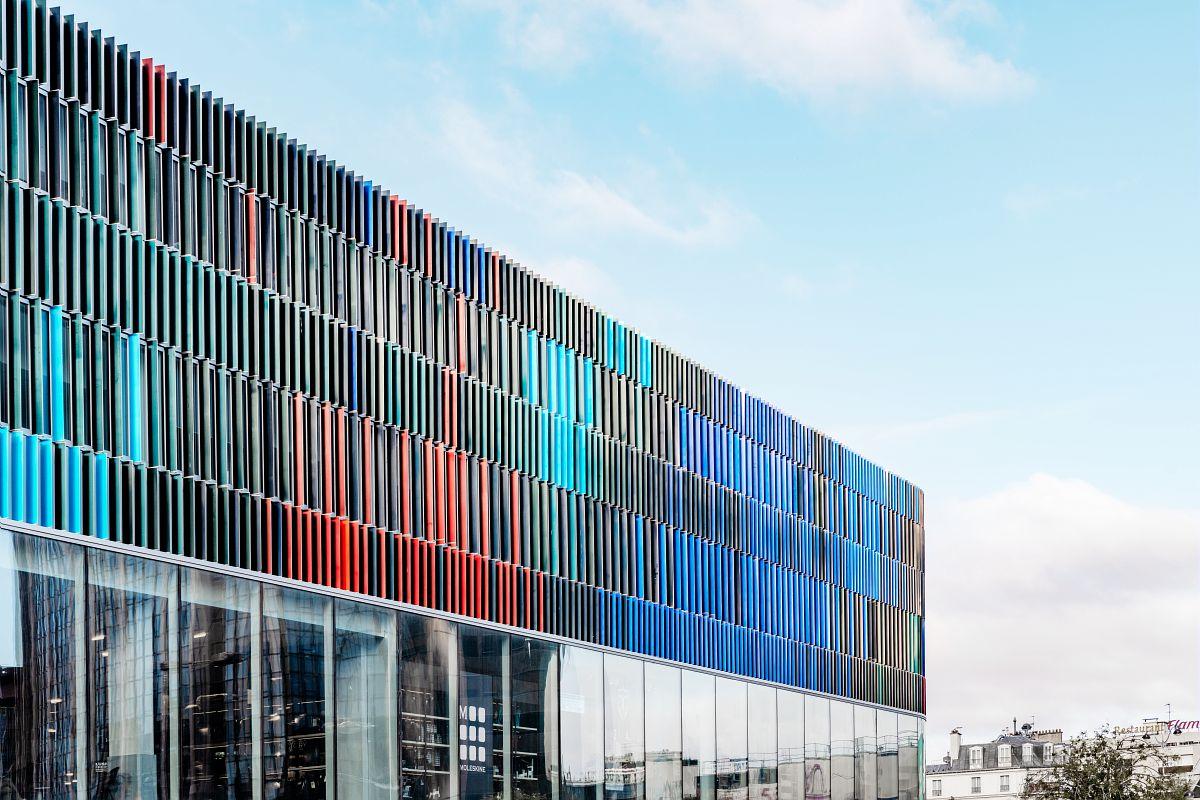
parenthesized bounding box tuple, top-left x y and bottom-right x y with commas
(482, 0, 1032, 102)
(925, 475, 1200, 757)
(431, 96, 752, 247)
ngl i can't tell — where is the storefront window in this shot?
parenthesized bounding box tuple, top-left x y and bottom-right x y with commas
(830, 702, 854, 800)
(0, 531, 82, 799)
(560, 645, 603, 800)
(87, 549, 174, 800)
(748, 685, 777, 800)
(401, 614, 454, 800)
(777, 692, 804, 800)
(263, 586, 331, 799)
(715, 678, 747, 800)
(853, 706, 876, 800)
(603, 654, 644, 800)
(460, 626, 508, 800)
(179, 567, 257, 799)
(336, 599, 399, 800)
(512, 636, 558, 800)
(644, 663, 681, 800)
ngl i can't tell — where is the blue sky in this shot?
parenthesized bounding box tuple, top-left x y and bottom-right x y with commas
(72, 0, 1198, 745)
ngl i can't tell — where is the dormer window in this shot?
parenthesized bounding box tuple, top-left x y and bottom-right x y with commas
(1043, 744, 1054, 764)
(1022, 744, 1033, 763)
(970, 746, 984, 769)
(999, 744, 1012, 768)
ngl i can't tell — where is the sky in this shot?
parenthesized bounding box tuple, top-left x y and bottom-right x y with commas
(67, 0, 1200, 755)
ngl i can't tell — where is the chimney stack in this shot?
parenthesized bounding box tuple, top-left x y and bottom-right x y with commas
(950, 728, 962, 762)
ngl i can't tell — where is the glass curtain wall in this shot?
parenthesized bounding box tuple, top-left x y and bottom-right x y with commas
(401, 615, 455, 800)
(460, 626, 508, 800)
(178, 567, 257, 799)
(804, 697, 830, 800)
(897, 717, 918, 800)
(335, 599, 400, 800)
(0, 532, 82, 800)
(681, 671, 716, 800)
(776, 692, 803, 800)
(715, 678, 747, 800)
(511, 636, 558, 800)
(877, 713, 897, 800)
(603, 655, 645, 800)
(559, 645, 603, 800)
(853, 707, 876, 800)
(644, 664, 681, 800)
(829, 702, 854, 800)
(262, 587, 332, 800)
(748, 685, 777, 800)
(87, 550, 174, 799)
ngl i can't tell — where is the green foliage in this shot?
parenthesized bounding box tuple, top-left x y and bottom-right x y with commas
(1022, 727, 1188, 800)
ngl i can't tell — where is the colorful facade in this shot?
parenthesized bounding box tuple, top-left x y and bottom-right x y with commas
(0, 1, 925, 799)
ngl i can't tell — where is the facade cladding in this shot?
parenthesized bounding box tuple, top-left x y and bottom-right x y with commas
(0, 1, 926, 799)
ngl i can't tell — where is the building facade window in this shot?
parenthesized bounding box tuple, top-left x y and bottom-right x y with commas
(931, 780, 942, 797)
(1043, 745, 1053, 764)
(1000, 775, 1010, 792)
(971, 777, 981, 794)
(969, 747, 983, 770)
(1022, 745, 1033, 764)
(998, 745, 1011, 768)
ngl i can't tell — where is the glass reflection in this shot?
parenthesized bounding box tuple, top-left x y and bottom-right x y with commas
(179, 568, 256, 799)
(401, 614, 454, 800)
(877, 713, 897, 800)
(559, 646, 603, 800)
(603, 655, 644, 800)
(460, 626, 507, 800)
(897, 716, 918, 800)
(336, 600, 399, 800)
(853, 706, 876, 800)
(681, 671, 715, 800)
(644, 664, 681, 800)
(87, 550, 174, 799)
(803, 697, 830, 800)
(512, 637, 558, 800)
(830, 702, 854, 800)
(0, 532, 80, 799)
(263, 587, 331, 800)
(715, 678, 747, 800)
(776, 692, 803, 800)
(748, 685, 777, 800)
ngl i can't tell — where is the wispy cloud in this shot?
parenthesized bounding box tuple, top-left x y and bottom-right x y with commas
(478, 0, 1032, 103)
(926, 475, 1200, 753)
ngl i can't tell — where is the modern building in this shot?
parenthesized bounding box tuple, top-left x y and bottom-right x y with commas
(926, 725, 1063, 800)
(0, 2, 926, 799)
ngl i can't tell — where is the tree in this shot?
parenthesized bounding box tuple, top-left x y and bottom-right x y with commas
(1022, 727, 1188, 800)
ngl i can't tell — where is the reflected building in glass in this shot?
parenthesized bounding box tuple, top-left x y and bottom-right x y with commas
(0, 0, 925, 798)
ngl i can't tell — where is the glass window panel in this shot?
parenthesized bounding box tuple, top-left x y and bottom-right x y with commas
(335, 599, 399, 800)
(715, 678, 747, 800)
(748, 685, 777, 800)
(804, 697, 830, 800)
(263, 586, 331, 800)
(511, 635, 558, 800)
(777, 692, 804, 800)
(877, 713, 897, 800)
(916, 721, 924, 800)
(897, 716, 918, 800)
(853, 707, 876, 800)
(644, 664, 681, 800)
(559, 645, 603, 800)
(681, 670, 715, 800)
(179, 566, 257, 800)
(603, 654, 644, 800)
(830, 702, 854, 800)
(459, 626, 507, 800)
(87, 549, 174, 800)
(0, 531, 82, 799)
(401, 614, 454, 800)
